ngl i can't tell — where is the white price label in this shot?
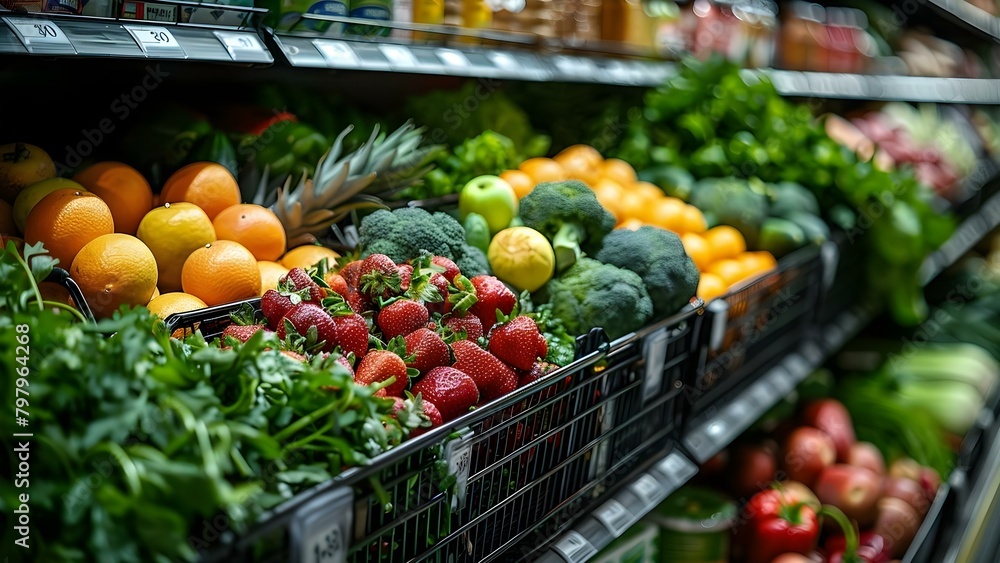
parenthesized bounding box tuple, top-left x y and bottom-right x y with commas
(553, 531, 597, 563)
(125, 25, 184, 57)
(4, 18, 74, 53)
(594, 499, 635, 537)
(629, 473, 665, 509)
(445, 434, 473, 510)
(437, 48, 469, 68)
(379, 45, 418, 69)
(314, 40, 359, 67)
(641, 328, 669, 402)
(214, 31, 267, 61)
(289, 487, 353, 563)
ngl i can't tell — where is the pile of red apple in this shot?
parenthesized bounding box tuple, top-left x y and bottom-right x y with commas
(705, 399, 940, 563)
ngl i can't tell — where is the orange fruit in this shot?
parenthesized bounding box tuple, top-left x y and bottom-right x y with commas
(704, 225, 747, 262)
(38, 280, 73, 306)
(160, 162, 241, 220)
(258, 260, 290, 295)
(557, 153, 600, 186)
(0, 142, 56, 204)
(13, 178, 85, 234)
(707, 259, 748, 287)
(181, 240, 261, 306)
(73, 162, 153, 236)
(70, 234, 158, 319)
(647, 197, 687, 233)
(24, 189, 114, 268)
(2, 235, 24, 255)
(0, 198, 14, 235)
(616, 218, 645, 231)
(554, 145, 603, 170)
(212, 204, 287, 262)
(634, 181, 664, 201)
(592, 180, 624, 220)
(519, 158, 567, 185)
(147, 292, 208, 320)
(617, 190, 647, 222)
(500, 169, 536, 199)
(600, 158, 638, 187)
(137, 202, 217, 293)
(697, 272, 728, 302)
(279, 244, 341, 270)
(681, 233, 712, 271)
(739, 251, 778, 277)
(680, 205, 707, 234)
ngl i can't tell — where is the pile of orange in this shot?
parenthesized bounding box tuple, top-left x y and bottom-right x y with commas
(2, 156, 342, 320)
(501, 145, 708, 236)
(499, 146, 778, 304)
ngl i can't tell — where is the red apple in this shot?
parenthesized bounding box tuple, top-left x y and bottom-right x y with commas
(848, 442, 886, 475)
(918, 467, 941, 502)
(814, 464, 884, 526)
(779, 480, 821, 511)
(782, 427, 836, 486)
(873, 497, 921, 558)
(801, 399, 856, 461)
(888, 458, 922, 481)
(731, 443, 778, 498)
(883, 477, 930, 517)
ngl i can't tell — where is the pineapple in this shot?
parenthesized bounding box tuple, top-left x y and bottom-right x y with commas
(249, 121, 439, 247)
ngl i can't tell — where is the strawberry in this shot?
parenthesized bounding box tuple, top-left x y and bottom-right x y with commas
(451, 340, 517, 402)
(358, 254, 402, 301)
(426, 272, 451, 315)
(277, 302, 337, 353)
(377, 299, 429, 339)
(325, 273, 349, 299)
(489, 316, 548, 371)
(412, 366, 479, 422)
(443, 314, 483, 341)
(261, 289, 301, 329)
(404, 328, 451, 374)
(468, 275, 516, 332)
(339, 260, 363, 289)
(516, 361, 560, 388)
(355, 349, 410, 397)
(283, 267, 328, 302)
(330, 313, 369, 362)
(222, 324, 267, 343)
(335, 354, 354, 375)
(431, 256, 460, 282)
(411, 400, 443, 437)
(280, 349, 308, 362)
(344, 287, 371, 314)
(397, 264, 413, 293)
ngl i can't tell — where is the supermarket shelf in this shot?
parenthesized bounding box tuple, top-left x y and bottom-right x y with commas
(0, 11, 272, 63)
(919, 187, 1000, 284)
(761, 70, 1000, 103)
(925, 0, 1000, 40)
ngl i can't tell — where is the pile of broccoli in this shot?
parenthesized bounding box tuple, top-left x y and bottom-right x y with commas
(357, 207, 491, 276)
(519, 180, 615, 273)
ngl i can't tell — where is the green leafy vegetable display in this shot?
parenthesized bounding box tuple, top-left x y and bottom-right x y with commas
(0, 242, 420, 562)
(612, 57, 955, 324)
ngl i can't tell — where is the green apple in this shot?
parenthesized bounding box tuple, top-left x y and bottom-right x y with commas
(458, 175, 518, 235)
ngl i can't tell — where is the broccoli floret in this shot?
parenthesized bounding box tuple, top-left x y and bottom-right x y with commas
(358, 208, 491, 276)
(596, 226, 700, 319)
(519, 180, 616, 272)
(537, 258, 652, 341)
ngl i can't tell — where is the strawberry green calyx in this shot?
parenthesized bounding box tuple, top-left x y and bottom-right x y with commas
(321, 292, 355, 316)
(228, 302, 261, 326)
(359, 269, 402, 299)
(448, 275, 478, 314)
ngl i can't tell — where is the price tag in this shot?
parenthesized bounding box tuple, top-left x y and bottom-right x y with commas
(214, 31, 268, 62)
(629, 473, 665, 510)
(288, 487, 353, 563)
(379, 44, 418, 70)
(641, 328, 669, 402)
(445, 432, 473, 510)
(437, 48, 469, 68)
(4, 17, 75, 54)
(553, 531, 597, 563)
(594, 499, 636, 537)
(314, 39, 359, 67)
(125, 25, 184, 57)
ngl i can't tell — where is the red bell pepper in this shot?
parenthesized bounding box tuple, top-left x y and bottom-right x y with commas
(743, 488, 821, 563)
(822, 506, 892, 563)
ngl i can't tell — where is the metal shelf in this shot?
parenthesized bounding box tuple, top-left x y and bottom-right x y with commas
(925, 0, 1000, 40)
(761, 70, 1000, 103)
(0, 11, 272, 63)
(919, 185, 1000, 284)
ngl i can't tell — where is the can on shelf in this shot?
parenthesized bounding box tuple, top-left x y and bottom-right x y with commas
(646, 486, 737, 563)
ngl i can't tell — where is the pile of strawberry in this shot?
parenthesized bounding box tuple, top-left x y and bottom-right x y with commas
(220, 253, 560, 436)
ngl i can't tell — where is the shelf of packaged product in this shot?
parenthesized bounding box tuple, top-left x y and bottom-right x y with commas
(0, 8, 272, 63)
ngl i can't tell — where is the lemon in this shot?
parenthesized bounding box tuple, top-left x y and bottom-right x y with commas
(137, 202, 216, 293)
(13, 178, 86, 233)
(257, 260, 289, 295)
(487, 226, 555, 293)
(147, 292, 207, 320)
